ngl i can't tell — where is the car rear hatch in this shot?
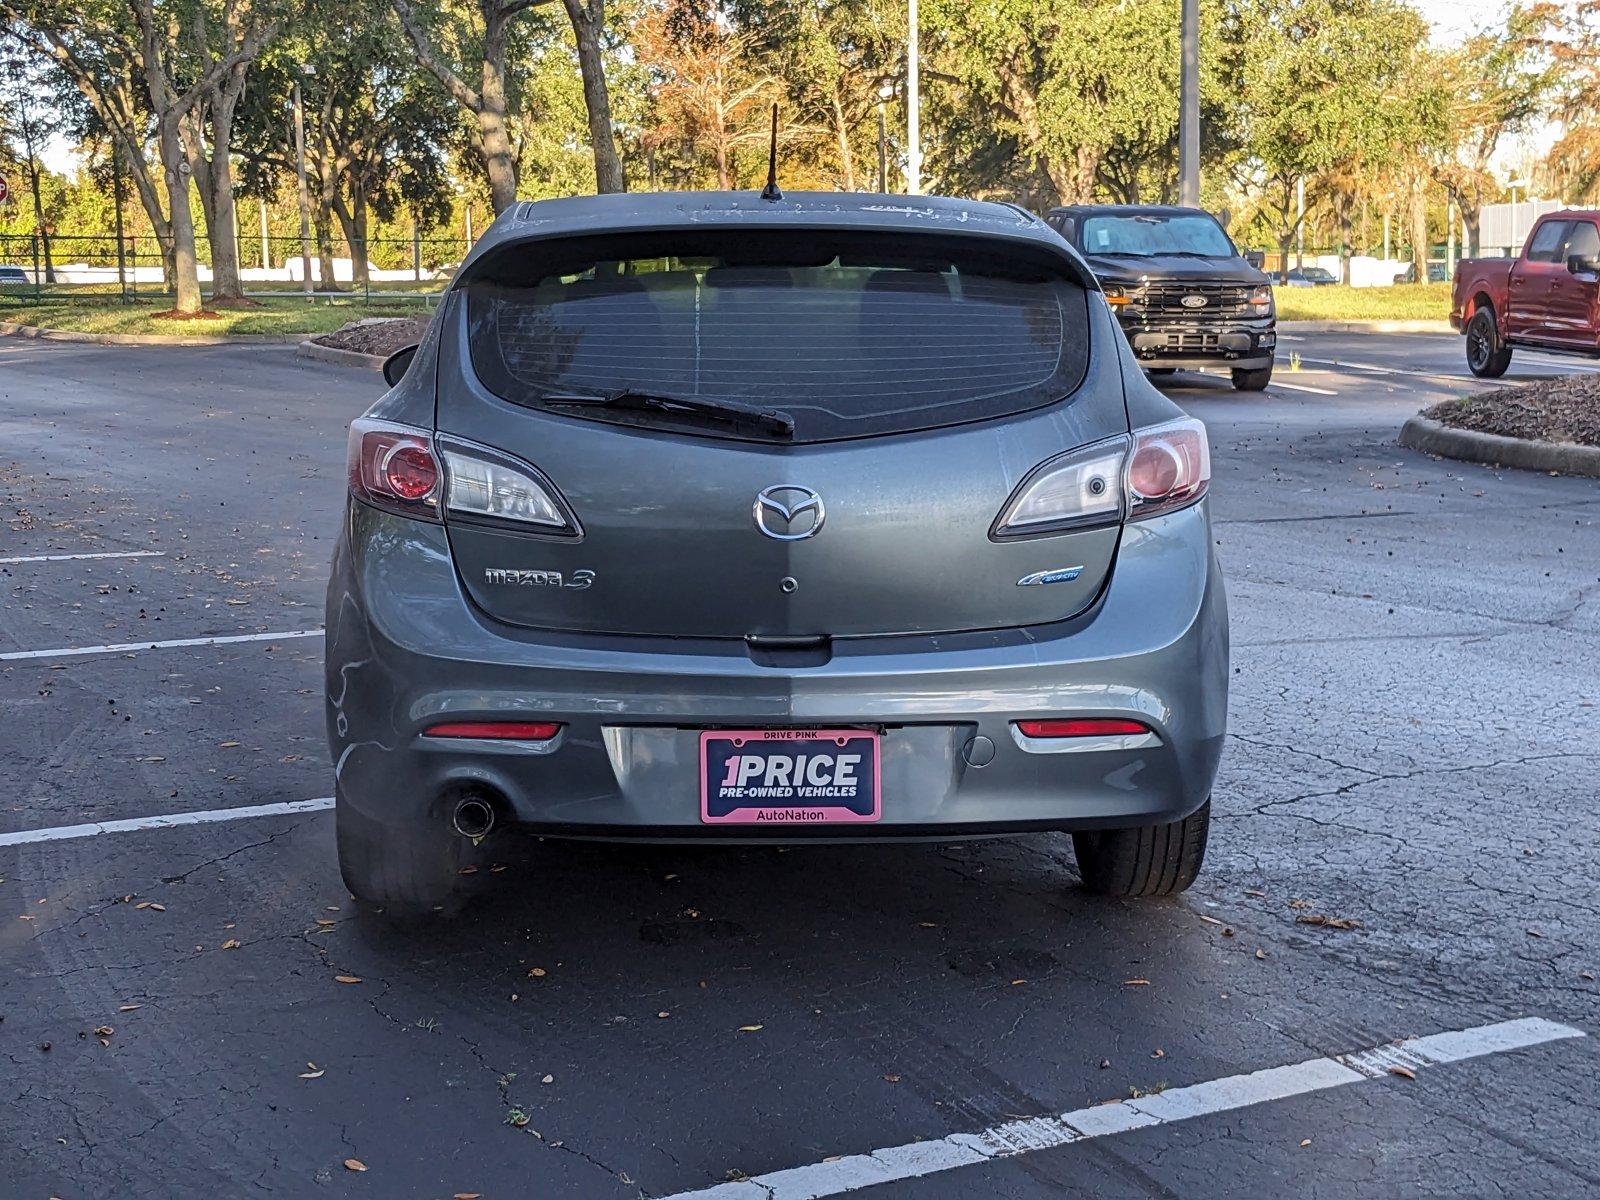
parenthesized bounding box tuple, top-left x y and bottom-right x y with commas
(431, 224, 1132, 640)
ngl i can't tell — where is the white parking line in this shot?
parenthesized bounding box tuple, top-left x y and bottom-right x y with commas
(0, 628, 323, 662)
(659, 1017, 1586, 1200)
(1268, 379, 1339, 395)
(0, 797, 335, 847)
(0, 550, 166, 564)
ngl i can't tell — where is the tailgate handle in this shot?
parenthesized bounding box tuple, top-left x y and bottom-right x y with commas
(745, 635, 832, 668)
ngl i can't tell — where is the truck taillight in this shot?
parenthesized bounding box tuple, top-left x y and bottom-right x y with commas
(348, 418, 442, 521)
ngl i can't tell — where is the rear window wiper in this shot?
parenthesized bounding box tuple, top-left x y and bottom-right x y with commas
(536, 388, 796, 439)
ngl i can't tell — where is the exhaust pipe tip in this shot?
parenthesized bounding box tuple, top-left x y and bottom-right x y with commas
(452, 795, 496, 840)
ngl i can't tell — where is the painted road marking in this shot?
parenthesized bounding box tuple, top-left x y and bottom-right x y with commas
(1268, 379, 1339, 395)
(0, 550, 166, 564)
(0, 797, 336, 848)
(658, 1017, 1586, 1200)
(0, 628, 323, 662)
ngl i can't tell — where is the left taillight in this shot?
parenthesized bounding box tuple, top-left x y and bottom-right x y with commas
(348, 417, 442, 521)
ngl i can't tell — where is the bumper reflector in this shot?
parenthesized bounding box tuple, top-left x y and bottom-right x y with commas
(423, 721, 562, 740)
(1013, 718, 1150, 738)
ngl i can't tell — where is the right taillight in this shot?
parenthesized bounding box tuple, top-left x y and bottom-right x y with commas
(1126, 417, 1210, 521)
(348, 417, 442, 521)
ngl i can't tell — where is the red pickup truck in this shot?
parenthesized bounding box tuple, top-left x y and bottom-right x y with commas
(1451, 209, 1600, 377)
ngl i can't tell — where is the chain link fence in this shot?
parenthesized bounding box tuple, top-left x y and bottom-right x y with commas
(0, 231, 469, 307)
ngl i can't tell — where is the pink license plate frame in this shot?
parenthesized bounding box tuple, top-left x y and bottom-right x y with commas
(699, 728, 881, 825)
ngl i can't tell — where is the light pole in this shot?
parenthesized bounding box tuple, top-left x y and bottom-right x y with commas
(906, 0, 921, 195)
(292, 69, 314, 300)
(1178, 0, 1199, 207)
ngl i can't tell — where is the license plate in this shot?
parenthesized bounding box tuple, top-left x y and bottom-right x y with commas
(700, 729, 880, 824)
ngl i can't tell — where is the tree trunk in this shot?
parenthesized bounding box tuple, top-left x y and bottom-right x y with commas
(1409, 173, 1429, 285)
(714, 138, 729, 190)
(831, 90, 855, 191)
(563, 0, 626, 194)
(24, 146, 56, 284)
(1337, 193, 1353, 285)
(1464, 207, 1481, 258)
(204, 73, 251, 304)
(1278, 233, 1292, 284)
(157, 115, 205, 314)
(478, 30, 519, 213)
(334, 184, 371, 287)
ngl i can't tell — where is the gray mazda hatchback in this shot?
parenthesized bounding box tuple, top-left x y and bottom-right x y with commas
(326, 190, 1227, 914)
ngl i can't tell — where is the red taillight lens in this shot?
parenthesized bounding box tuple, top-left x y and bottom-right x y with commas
(383, 444, 438, 500)
(348, 417, 441, 520)
(423, 721, 563, 740)
(1126, 417, 1209, 520)
(1014, 718, 1150, 738)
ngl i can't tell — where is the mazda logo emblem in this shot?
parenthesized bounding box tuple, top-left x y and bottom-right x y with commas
(753, 485, 825, 540)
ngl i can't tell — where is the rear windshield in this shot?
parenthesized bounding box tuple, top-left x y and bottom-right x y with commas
(464, 230, 1090, 442)
(1080, 213, 1235, 258)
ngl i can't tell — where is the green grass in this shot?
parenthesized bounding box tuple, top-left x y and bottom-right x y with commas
(1274, 283, 1450, 323)
(0, 293, 437, 337)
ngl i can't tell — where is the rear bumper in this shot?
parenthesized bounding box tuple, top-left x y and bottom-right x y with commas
(326, 502, 1229, 840)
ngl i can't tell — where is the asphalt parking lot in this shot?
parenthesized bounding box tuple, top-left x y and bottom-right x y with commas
(2, 329, 1597, 1199)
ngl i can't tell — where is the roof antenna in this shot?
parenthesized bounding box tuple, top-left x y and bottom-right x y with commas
(759, 103, 783, 202)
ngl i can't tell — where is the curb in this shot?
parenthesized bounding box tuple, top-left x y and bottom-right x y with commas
(1280, 319, 1453, 334)
(295, 340, 385, 371)
(1399, 415, 1600, 479)
(0, 320, 297, 346)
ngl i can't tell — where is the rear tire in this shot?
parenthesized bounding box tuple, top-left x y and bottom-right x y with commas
(336, 793, 468, 917)
(1465, 308, 1512, 378)
(1146, 367, 1177, 377)
(1073, 799, 1210, 898)
(1231, 365, 1273, 391)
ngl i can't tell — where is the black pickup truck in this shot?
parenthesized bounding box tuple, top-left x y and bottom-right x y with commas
(1044, 204, 1277, 390)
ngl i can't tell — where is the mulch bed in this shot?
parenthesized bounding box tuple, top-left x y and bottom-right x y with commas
(310, 316, 429, 357)
(1424, 374, 1600, 448)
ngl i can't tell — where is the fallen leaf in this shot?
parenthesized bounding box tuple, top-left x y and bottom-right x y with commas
(883, 1074, 901, 1083)
(148, 903, 166, 912)
(738, 1024, 764, 1033)
(221, 939, 241, 950)
(1199, 915, 1224, 926)
(299, 1064, 326, 1079)
(316, 918, 336, 927)
(1255, 949, 1269, 960)
(220, 741, 240, 748)
(657, 1012, 671, 1019)
(1387, 1065, 1416, 1080)
(1296, 914, 1361, 930)
(343, 1158, 367, 1172)
(1527, 928, 1545, 939)
(1299, 1139, 1312, 1148)
(334, 975, 362, 984)
(1152, 1048, 1165, 1058)
(541, 1074, 554, 1084)
(1244, 889, 1267, 898)
(454, 1194, 483, 1199)
(528, 967, 547, 978)
(93, 1026, 114, 1037)
(1010, 979, 1026, 986)
(1123, 979, 1150, 986)
(118, 1004, 141, 1012)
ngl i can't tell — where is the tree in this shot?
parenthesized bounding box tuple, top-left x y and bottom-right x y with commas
(0, 44, 66, 281)
(1429, 9, 1547, 256)
(6, 0, 276, 314)
(920, 0, 1179, 206)
(1235, 0, 1440, 282)
(393, 0, 625, 210)
(636, 0, 782, 189)
(734, 0, 899, 190)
